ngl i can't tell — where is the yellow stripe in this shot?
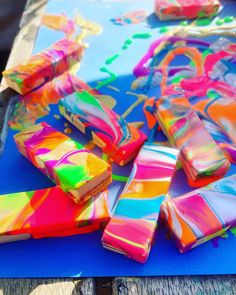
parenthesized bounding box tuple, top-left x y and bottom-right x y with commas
(104, 230, 145, 249)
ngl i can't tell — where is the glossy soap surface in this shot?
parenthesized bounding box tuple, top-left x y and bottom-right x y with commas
(0, 186, 110, 242)
(14, 122, 111, 204)
(102, 143, 179, 263)
(161, 174, 236, 252)
(59, 91, 147, 165)
(154, 97, 230, 185)
(3, 39, 84, 94)
(155, 0, 221, 20)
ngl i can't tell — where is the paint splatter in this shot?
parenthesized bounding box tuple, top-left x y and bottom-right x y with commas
(64, 127, 72, 134)
(97, 32, 152, 89)
(159, 27, 169, 33)
(122, 38, 133, 50)
(216, 16, 234, 26)
(195, 18, 212, 26)
(132, 32, 152, 39)
(105, 53, 121, 65)
(110, 10, 147, 26)
(130, 121, 144, 129)
(42, 14, 76, 38)
(107, 85, 120, 92)
(74, 13, 103, 45)
(112, 174, 129, 182)
(216, 18, 224, 25)
(53, 114, 60, 120)
(96, 67, 117, 89)
(122, 92, 148, 119)
(180, 20, 189, 26)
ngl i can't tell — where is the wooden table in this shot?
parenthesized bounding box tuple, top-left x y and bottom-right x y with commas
(0, 1, 236, 294)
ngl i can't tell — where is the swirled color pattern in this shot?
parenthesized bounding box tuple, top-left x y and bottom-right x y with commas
(154, 97, 230, 186)
(161, 174, 236, 252)
(59, 91, 147, 166)
(9, 72, 99, 130)
(3, 39, 84, 95)
(102, 143, 179, 263)
(0, 186, 110, 244)
(155, 0, 221, 20)
(14, 122, 112, 204)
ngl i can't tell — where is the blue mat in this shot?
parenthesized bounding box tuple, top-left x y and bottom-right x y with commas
(0, 0, 236, 277)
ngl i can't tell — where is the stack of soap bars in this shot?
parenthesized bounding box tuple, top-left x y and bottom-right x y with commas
(0, 121, 112, 243)
(2, 20, 236, 265)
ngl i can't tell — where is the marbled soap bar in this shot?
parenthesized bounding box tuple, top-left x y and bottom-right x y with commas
(3, 39, 84, 95)
(0, 187, 110, 244)
(59, 91, 147, 166)
(102, 143, 179, 263)
(161, 174, 236, 252)
(155, 0, 221, 20)
(14, 122, 112, 204)
(154, 98, 230, 186)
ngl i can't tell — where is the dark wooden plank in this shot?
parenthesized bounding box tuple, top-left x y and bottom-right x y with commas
(96, 277, 113, 295)
(113, 276, 236, 295)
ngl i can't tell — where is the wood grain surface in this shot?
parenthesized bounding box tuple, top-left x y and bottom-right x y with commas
(0, 0, 235, 294)
(113, 276, 236, 295)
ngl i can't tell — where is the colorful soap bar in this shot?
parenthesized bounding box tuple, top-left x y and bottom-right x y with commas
(59, 91, 147, 166)
(0, 186, 110, 243)
(9, 72, 99, 131)
(3, 39, 84, 95)
(14, 122, 112, 204)
(154, 98, 230, 186)
(102, 143, 179, 263)
(161, 174, 236, 252)
(155, 0, 221, 20)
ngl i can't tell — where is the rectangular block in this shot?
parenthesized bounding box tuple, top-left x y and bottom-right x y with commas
(59, 91, 147, 166)
(155, 0, 221, 20)
(3, 39, 84, 95)
(102, 143, 179, 263)
(154, 97, 230, 186)
(161, 174, 236, 252)
(9, 73, 99, 131)
(0, 187, 110, 243)
(14, 122, 112, 204)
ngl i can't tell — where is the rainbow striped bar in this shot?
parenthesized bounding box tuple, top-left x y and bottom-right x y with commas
(0, 187, 110, 244)
(14, 122, 111, 204)
(154, 97, 230, 186)
(102, 143, 179, 263)
(155, 0, 221, 20)
(161, 174, 236, 252)
(3, 39, 84, 95)
(59, 91, 147, 166)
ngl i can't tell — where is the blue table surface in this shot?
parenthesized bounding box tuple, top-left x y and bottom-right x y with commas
(0, 0, 236, 277)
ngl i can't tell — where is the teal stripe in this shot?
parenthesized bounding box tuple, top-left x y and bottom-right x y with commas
(114, 196, 165, 220)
